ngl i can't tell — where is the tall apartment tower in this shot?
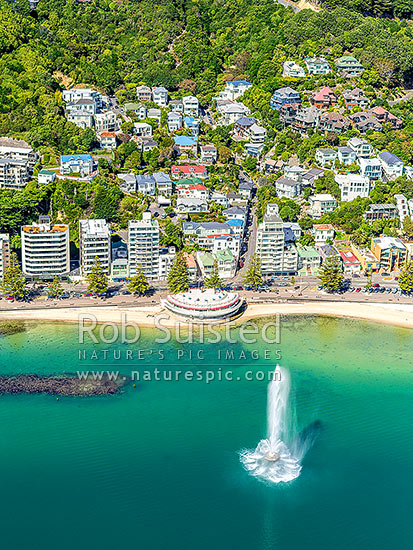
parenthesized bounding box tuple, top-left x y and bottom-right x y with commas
(0, 233, 10, 278)
(79, 219, 111, 276)
(256, 203, 285, 275)
(21, 220, 70, 277)
(128, 212, 159, 279)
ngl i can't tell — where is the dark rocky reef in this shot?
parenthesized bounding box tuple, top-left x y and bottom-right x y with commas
(0, 374, 124, 396)
(0, 321, 26, 337)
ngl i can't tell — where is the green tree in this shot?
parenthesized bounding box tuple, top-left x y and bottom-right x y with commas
(318, 255, 344, 293)
(402, 216, 413, 240)
(1, 252, 26, 300)
(243, 253, 263, 290)
(398, 261, 413, 295)
(86, 257, 108, 296)
(128, 267, 149, 295)
(365, 269, 373, 290)
(205, 260, 223, 289)
(48, 275, 63, 298)
(167, 252, 189, 293)
(299, 233, 315, 246)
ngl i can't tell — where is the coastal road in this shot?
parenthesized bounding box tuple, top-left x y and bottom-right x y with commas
(233, 208, 258, 283)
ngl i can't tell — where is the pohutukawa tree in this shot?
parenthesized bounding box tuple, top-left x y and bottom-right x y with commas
(205, 260, 223, 290)
(128, 267, 149, 295)
(86, 257, 108, 296)
(1, 252, 26, 300)
(398, 261, 413, 295)
(243, 253, 263, 290)
(167, 252, 189, 293)
(318, 255, 344, 293)
(48, 275, 64, 298)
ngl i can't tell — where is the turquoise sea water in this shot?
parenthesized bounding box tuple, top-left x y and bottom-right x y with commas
(0, 316, 412, 549)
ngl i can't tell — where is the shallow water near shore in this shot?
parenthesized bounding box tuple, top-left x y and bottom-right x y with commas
(0, 315, 412, 549)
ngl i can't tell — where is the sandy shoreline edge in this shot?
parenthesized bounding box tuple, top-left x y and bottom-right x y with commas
(0, 301, 412, 329)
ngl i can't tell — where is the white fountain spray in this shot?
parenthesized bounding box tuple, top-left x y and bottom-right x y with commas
(240, 366, 303, 483)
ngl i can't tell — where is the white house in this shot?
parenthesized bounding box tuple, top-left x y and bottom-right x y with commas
(177, 197, 208, 213)
(378, 151, 404, 180)
(219, 102, 251, 125)
(38, 169, 56, 185)
(313, 224, 335, 243)
(200, 145, 218, 164)
(134, 122, 153, 138)
(308, 194, 338, 217)
(152, 87, 168, 106)
(219, 80, 252, 101)
(60, 154, 94, 176)
(167, 112, 183, 132)
(359, 157, 381, 181)
(315, 148, 337, 167)
(276, 177, 301, 199)
(337, 147, 357, 165)
(335, 174, 370, 201)
(347, 137, 373, 158)
(283, 61, 305, 78)
(182, 96, 199, 117)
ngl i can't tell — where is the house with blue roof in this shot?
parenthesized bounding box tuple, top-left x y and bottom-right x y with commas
(136, 174, 155, 195)
(153, 172, 173, 195)
(173, 136, 198, 156)
(378, 151, 404, 180)
(60, 154, 94, 176)
(183, 116, 200, 138)
(270, 87, 301, 110)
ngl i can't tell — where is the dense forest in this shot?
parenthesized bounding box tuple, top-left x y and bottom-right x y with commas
(1, 0, 413, 153)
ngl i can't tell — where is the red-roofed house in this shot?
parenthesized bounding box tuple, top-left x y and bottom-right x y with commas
(177, 183, 209, 199)
(368, 106, 403, 130)
(99, 132, 116, 149)
(310, 87, 338, 109)
(171, 165, 208, 179)
(313, 224, 335, 243)
(339, 250, 361, 273)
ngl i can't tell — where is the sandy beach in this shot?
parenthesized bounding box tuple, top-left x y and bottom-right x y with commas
(0, 301, 412, 329)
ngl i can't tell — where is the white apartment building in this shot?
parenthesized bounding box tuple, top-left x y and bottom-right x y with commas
(256, 204, 285, 275)
(158, 247, 177, 281)
(79, 219, 111, 276)
(128, 213, 160, 280)
(335, 174, 370, 201)
(94, 111, 119, 133)
(0, 137, 38, 168)
(0, 233, 10, 278)
(0, 158, 30, 190)
(21, 222, 70, 277)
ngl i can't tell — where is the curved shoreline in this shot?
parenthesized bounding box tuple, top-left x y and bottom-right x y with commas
(0, 301, 412, 329)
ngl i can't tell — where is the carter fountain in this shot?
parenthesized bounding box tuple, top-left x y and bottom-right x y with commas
(240, 365, 306, 484)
